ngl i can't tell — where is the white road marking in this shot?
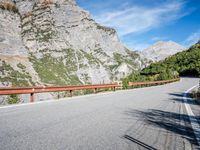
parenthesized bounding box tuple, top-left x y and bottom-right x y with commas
(183, 85, 200, 147)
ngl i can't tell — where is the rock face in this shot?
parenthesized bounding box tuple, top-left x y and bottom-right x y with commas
(0, 0, 147, 104)
(142, 41, 186, 62)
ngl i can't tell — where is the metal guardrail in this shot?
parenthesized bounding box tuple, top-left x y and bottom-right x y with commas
(128, 78, 180, 87)
(0, 84, 119, 103)
(0, 79, 180, 104)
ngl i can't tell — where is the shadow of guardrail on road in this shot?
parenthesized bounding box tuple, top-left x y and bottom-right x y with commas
(170, 98, 199, 106)
(169, 93, 186, 98)
(124, 109, 199, 147)
(169, 92, 199, 106)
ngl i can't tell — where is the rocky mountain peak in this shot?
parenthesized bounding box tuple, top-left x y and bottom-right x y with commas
(142, 40, 185, 62)
(0, 0, 146, 89)
(15, 0, 77, 15)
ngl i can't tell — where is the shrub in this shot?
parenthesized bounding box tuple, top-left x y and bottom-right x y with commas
(7, 94, 19, 104)
(0, 2, 18, 13)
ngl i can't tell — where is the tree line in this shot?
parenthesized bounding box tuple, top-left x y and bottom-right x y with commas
(123, 41, 200, 88)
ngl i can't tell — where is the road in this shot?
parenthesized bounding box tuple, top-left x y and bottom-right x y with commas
(0, 77, 199, 150)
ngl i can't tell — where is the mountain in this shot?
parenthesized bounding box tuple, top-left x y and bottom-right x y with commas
(142, 41, 186, 62)
(142, 40, 200, 77)
(0, 0, 148, 103)
(0, 0, 146, 88)
(122, 41, 200, 88)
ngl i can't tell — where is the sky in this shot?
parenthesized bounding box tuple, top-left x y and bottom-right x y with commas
(76, 0, 200, 50)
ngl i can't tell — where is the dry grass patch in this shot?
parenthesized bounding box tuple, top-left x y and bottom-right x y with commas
(0, 2, 18, 13)
(38, 0, 54, 5)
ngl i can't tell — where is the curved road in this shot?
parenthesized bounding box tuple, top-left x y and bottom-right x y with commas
(0, 78, 199, 150)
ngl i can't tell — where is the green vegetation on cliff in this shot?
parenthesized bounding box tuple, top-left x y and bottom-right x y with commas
(0, 60, 33, 86)
(113, 51, 139, 69)
(29, 51, 81, 86)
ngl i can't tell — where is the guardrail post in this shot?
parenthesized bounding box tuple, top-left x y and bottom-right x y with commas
(70, 90, 73, 97)
(57, 92, 60, 99)
(94, 88, 97, 94)
(113, 87, 116, 91)
(30, 93, 34, 103)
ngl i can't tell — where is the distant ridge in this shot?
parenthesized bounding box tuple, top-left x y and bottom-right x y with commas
(142, 41, 186, 62)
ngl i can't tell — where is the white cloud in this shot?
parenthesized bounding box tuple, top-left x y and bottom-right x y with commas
(184, 30, 200, 47)
(94, 1, 187, 36)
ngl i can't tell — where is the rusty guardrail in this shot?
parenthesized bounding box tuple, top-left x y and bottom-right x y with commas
(0, 79, 180, 104)
(128, 78, 180, 87)
(0, 83, 119, 103)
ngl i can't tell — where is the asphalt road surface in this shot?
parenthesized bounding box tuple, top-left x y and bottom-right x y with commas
(0, 77, 199, 150)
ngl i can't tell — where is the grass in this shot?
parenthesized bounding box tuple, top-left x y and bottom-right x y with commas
(63, 49, 78, 72)
(7, 94, 19, 104)
(35, 31, 54, 43)
(125, 49, 140, 60)
(80, 50, 101, 66)
(113, 52, 137, 67)
(0, 61, 33, 86)
(29, 53, 81, 86)
(93, 48, 110, 58)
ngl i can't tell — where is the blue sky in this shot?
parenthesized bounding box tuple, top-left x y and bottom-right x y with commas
(76, 0, 200, 50)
